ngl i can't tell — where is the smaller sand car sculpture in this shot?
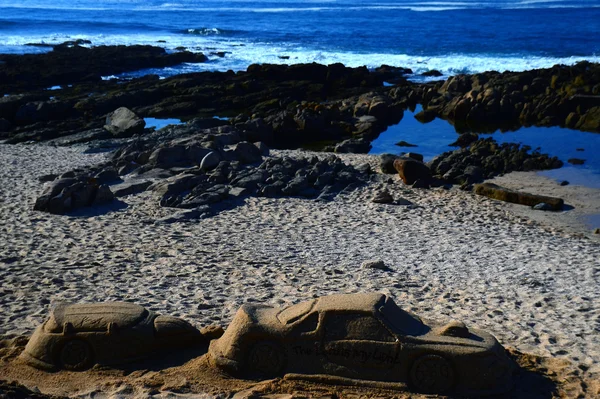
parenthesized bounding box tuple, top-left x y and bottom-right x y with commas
(21, 302, 201, 370)
(209, 293, 514, 395)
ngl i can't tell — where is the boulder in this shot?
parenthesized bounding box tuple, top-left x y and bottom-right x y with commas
(393, 158, 432, 185)
(104, 107, 146, 137)
(200, 151, 222, 171)
(422, 69, 443, 77)
(148, 145, 186, 167)
(404, 152, 424, 162)
(234, 141, 262, 164)
(380, 154, 399, 174)
(474, 183, 564, 210)
(254, 141, 270, 156)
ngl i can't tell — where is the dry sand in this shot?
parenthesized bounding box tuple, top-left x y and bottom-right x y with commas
(1, 143, 599, 398)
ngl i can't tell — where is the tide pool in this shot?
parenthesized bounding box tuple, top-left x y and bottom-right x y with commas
(370, 106, 600, 188)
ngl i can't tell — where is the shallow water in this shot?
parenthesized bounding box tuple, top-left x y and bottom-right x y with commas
(370, 106, 600, 188)
(144, 117, 183, 130)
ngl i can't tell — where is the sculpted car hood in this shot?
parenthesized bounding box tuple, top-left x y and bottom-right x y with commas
(48, 302, 151, 332)
(242, 304, 286, 334)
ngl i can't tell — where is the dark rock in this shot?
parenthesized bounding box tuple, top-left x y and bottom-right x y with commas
(34, 175, 114, 214)
(118, 162, 140, 176)
(361, 259, 389, 270)
(560, 180, 570, 186)
(422, 70, 443, 77)
(474, 183, 564, 210)
(414, 109, 437, 123)
(372, 189, 394, 204)
(230, 170, 268, 190)
(334, 139, 371, 153)
(449, 133, 478, 147)
(200, 151, 222, 171)
(429, 138, 563, 184)
(104, 107, 146, 137)
(380, 153, 399, 174)
(93, 185, 115, 205)
(393, 158, 432, 185)
(282, 176, 310, 195)
(94, 168, 120, 184)
(0, 44, 207, 93)
(234, 141, 262, 164)
(112, 180, 153, 197)
(568, 158, 585, 165)
(254, 141, 270, 156)
(395, 140, 418, 147)
(38, 173, 58, 182)
(356, 163, 372, 174)
(148, 145, 186, 167)
(0, 117, 11, 132)
(404, 152, 424, 162)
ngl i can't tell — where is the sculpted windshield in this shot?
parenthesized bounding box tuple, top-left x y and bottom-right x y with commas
(378, 298, 424, 336)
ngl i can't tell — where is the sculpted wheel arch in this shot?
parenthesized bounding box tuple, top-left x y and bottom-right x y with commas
(57, 338, 94, 371)
(409, 354, 455, 394)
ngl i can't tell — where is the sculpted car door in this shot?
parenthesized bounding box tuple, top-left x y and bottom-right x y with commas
(321, 313, 399, 377)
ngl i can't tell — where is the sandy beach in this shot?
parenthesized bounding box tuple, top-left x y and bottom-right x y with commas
(0, 142, 599, 397)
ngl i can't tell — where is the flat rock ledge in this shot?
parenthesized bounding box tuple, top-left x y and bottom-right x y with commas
(474, 182, 564, 210)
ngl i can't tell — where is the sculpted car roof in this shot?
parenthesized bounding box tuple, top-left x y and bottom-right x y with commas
(50, 302, 149, 331)
(312, 292, 386, 313)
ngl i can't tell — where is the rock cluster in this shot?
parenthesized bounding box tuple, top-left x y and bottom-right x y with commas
(33, 169, 117, 214)
(33, 123, 370, 216)
(0, 44, 207, 93)
(418, 61, 600, 133)
(427, 138, 563, 185)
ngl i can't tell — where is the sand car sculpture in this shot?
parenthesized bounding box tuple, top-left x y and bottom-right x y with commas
(21, 302, 201, 371)
(209, 292, 514, 395)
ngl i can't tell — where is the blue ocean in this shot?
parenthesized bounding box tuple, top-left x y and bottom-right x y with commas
(0, 0, 598, 77)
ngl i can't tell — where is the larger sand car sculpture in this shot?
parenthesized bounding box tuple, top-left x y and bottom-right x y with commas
(21, 302, 201, 370)
(209, 293, 514, 395)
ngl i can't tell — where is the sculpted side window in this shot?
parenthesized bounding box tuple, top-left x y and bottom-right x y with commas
(324, 313, 396, 342)
(291, 312, 319, 336)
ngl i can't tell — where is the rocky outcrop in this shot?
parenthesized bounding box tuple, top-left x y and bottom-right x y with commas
(34, 122, 370, 217)
(34, 175, 115, 214)
(0, 43, 207, 93)
(428, 138, 563, 185)
(418, 61, 600, 133)
(474, 183, 564, 210)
